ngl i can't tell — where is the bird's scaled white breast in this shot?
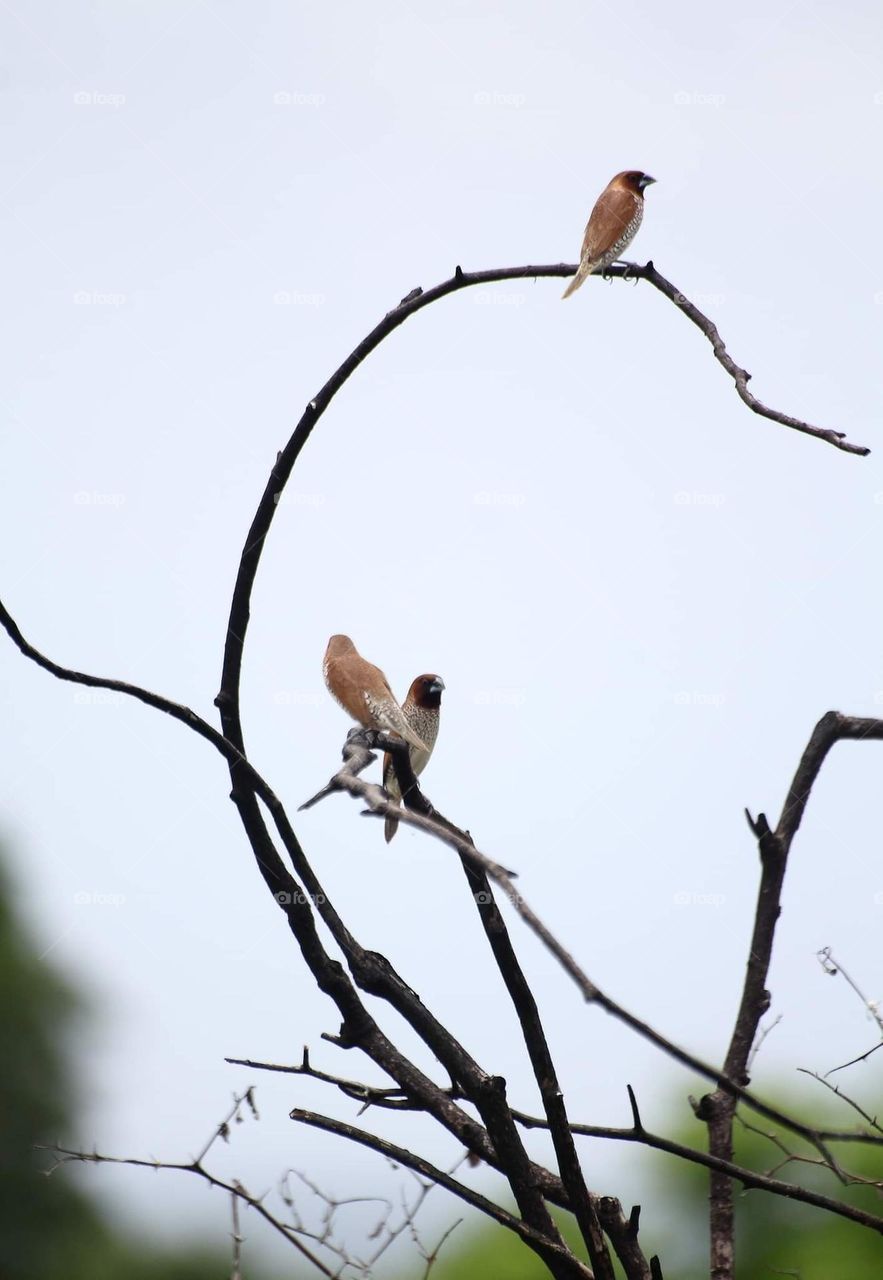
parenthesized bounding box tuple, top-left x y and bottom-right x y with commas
(612, 204, 643, 258)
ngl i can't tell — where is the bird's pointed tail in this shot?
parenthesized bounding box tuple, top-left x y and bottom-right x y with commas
(562, 264, 589, 299)
(384, 801, 400, 843)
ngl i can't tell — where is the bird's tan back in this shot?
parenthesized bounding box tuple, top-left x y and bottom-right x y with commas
(582, 183, 642, 262)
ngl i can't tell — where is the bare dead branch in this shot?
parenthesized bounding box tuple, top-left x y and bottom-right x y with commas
(226, 1047, 435, 1112)
(41, 1092, 337, 1277)
(288, 1106, 592, 1278)
(702, 711, 883, 1279)
(201, 262, 869, 1275)
(511, 1100, 883, 1235)
(638, 263, 867, 455)
(217, 262, 869, 794)
(816, 947, 883, 1068)
(3, 251, 876, 1277)
(796, 1070, 883, 1135)
(306, 728, 881, 1158)
(746, 1015, 783, 1075)
(0, 593, 595, 1252)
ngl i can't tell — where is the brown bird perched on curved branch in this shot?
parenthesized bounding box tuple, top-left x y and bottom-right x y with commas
(382, 674, 445, 842)
(562, 170, 656, 299)
(323, 635, 428, 752)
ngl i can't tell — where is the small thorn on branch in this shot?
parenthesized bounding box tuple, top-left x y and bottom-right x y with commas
(745, 808, 773, 841)
(626, 1084, 643, 1133)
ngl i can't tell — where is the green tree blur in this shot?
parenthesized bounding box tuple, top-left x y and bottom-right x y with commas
(0, 851, 231, 1280)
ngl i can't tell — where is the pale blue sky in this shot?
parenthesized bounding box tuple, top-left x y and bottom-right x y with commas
(2, 0, 882, 1271)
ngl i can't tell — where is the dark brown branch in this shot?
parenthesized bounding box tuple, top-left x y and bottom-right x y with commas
(702, 710, 883, 1279)
(0, 597, 254, 780)
(382, 730, 617, 1280)
(826, 1042, 883, 1076)
(288, 1107, 592, 1279)
(208, 263, 867, 1272)
(42, 1093, 337, 1278)
(461, 857, 615, 1279)
(234, 1047, 883, 1239)
(511, 1103, 883, 1236)
(797, 1070, 883, 1135)
(2, 605, 603, 1270)
(217, 262, 868, 773)
(639, 263, 867, 456)
(225, 1047, 438, 1112)
(8, 605, 883, 1270)
(596, 1199, 653, 1280)
(306, 729, 880, 1157)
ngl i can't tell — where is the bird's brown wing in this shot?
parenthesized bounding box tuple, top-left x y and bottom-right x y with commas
(582, 185, 640, 261)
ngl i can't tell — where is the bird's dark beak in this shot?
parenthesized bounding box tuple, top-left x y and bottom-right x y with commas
(641, 175, 656, 189)
(430, 678, 446, 694)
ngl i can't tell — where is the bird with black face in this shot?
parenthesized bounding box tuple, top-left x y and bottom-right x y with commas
(382, 674, 445, 842)
(562, 170, 656, 299)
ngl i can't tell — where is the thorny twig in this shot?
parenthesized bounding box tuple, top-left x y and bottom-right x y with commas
(816, 947, 883, 1075)
(796, 1070, 883, 1136)
(42, 1090, 468, 1279)
(302, 728, 883, 1156)
(511, 1089, 883, 1237)
(40, 1091, 337, 1278)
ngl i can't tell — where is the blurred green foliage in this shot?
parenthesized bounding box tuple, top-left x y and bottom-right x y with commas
(0, 854, 232, 1280)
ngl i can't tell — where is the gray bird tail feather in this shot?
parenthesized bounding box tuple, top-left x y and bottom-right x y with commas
(384, 800, 400, 843)
(382, 707, 427, 752)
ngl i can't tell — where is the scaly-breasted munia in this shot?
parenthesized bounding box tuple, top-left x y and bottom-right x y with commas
(323, 635, 428, 752)
(382, 674, 444, 842)
(562, 170, 656, 299)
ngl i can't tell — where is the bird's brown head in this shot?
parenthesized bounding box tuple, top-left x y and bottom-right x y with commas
(409, 674, 445, 710)
(325, 634, 356, 659)
(617, 170, 656, 195)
